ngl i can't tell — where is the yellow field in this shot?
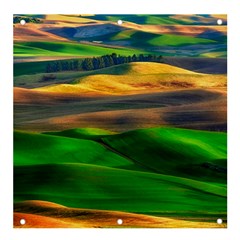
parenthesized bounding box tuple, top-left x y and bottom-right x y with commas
(45, 14, 99, 24)
(36, 62, 227, 95)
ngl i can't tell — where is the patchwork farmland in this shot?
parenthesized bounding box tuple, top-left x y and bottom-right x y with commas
(14, 14, 227, 228)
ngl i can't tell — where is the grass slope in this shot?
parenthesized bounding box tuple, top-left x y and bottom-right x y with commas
(42, 127, 227, 183)
(148, 34, 215, 46)
(83, 29, 216, 47)
(14, 61, 50, 77)
(102, 127, 227, 183)
(14, 41, 147, 57)
(14, 163, 226, 216)
(14, 127, 227, 220)
(45, 128, 115, 141)
(14, 131, 145, 171)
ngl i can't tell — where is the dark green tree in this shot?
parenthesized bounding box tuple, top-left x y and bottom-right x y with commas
(132, 54, 137, 62)
(138, 54, 144, 62)
(46, 63, 52, 73)
(82, 58, 94, 71)
(98, 57, 105, 69)
(92, 57, 99, 70)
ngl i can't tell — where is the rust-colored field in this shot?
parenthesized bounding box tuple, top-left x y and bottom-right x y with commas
(14, 87, 105, 104)
(14, 87, 226, 132)
(14, 201, 226, 228)
(14, 24, 69, 42)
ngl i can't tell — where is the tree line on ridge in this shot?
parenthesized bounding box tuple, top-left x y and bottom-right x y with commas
(45, 53, 163, 73)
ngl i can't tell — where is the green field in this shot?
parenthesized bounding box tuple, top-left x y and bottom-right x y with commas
(14, 130, 146, 171)
(14, 127, 227, 217)
(102, 127, 227, 183)
(86, 30, 216, 47)
(148, 34, 216, 46)
(14, 61, 50, 77)
(15, 163, 226, 215)
(14, 41, 147, 57)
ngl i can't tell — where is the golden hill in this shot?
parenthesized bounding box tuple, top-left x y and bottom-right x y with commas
(36, 62, 226, 95)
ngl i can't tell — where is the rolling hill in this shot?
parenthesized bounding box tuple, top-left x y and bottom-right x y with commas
(14, 127, 227, 227)
(13, 14, 227, 228)
(14, 14, 227, 59)
(44, 127, 227, 183)
(40, 23, 225, 58)
(15, 162, 226, 219)
(79, 14, 227, 26)
(14, 200, 226, 228)
(15, 127, 227, 183)
(16, 14, 227, 26)
(14, 130, 146, 172)
(14, 87, 226, 132)
(14, 23, 68, 42)
(44, 24, 218, 47)
(14, 56, 227, 84)
(102, 127, 227, 183)
(34, 62, 226, 96)
(14, 41, 147, 57)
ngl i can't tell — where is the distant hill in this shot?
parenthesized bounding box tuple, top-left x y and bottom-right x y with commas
(80, 14, 227, 26)
(163, 57, 227, 74)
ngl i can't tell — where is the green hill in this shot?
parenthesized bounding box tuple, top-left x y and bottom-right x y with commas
(43, 127, 227, 183)
(14, 131, 145, 171)
(86, 30, 216, 47)
(14, 162, 226, 216)
(102, 127, 227, 183)
(45, 128, 115, 141)
(14, 127, 227, 219)
(14, 41, 147, 57)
